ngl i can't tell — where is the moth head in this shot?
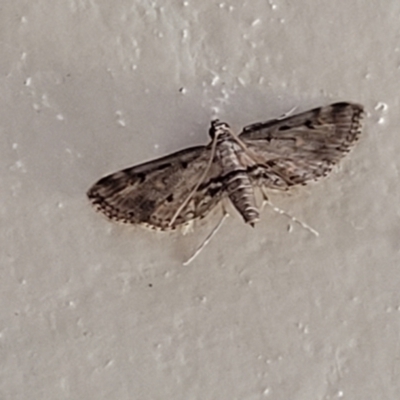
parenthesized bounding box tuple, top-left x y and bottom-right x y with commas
(209, 119, 230, 139)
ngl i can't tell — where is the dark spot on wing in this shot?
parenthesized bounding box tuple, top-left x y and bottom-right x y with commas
(305, 120, 314, 129)
(137, 173, 146, 183)
(200, 169, 248, 189)
(154, 163, 171, 172)
(207, 185, 221, 197)
(332, 102, 349, 109)
(138, 197, 156, 214)
(278, 125, 291, 131)
(95, 175, 116, 187)
(166, 194, 174, 202)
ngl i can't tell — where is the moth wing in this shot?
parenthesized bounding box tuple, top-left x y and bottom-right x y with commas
(87, 145, 225, 230)
(240, 102, 364, 189)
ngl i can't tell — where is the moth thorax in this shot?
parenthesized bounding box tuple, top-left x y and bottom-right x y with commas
(209, 119, 231, 140)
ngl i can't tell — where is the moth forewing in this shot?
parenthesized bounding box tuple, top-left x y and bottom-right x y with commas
(87, 144, 226, 230)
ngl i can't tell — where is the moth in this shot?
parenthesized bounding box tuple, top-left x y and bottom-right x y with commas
(87, 102, 364, 231)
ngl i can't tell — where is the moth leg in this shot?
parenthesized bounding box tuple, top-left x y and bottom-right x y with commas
(183, 208, 229, 266)
(277, 105, 297, 120)
(169, 137, 219, 228)
(181, 219, 195, 235)
(260, 188, 319, 237)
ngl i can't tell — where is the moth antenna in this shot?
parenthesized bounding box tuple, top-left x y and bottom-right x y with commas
(261, 191, 319, 237)
(169, 135, 219, 227)
(225, 127, 251, 154)
(183, 211, 229, 266)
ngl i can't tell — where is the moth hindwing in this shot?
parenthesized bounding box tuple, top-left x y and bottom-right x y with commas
(87, 102, 364, 230)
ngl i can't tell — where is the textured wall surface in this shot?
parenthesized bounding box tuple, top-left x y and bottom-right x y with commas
(1, 1, 399, 399)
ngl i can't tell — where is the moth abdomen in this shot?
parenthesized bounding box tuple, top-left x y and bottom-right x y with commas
(224, 170, 260, 226)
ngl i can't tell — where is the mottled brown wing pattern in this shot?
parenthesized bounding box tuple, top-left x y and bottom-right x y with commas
(240, 102, 363, 189)
(88, 102, 364, 231)
(87, 146, 225, 230)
